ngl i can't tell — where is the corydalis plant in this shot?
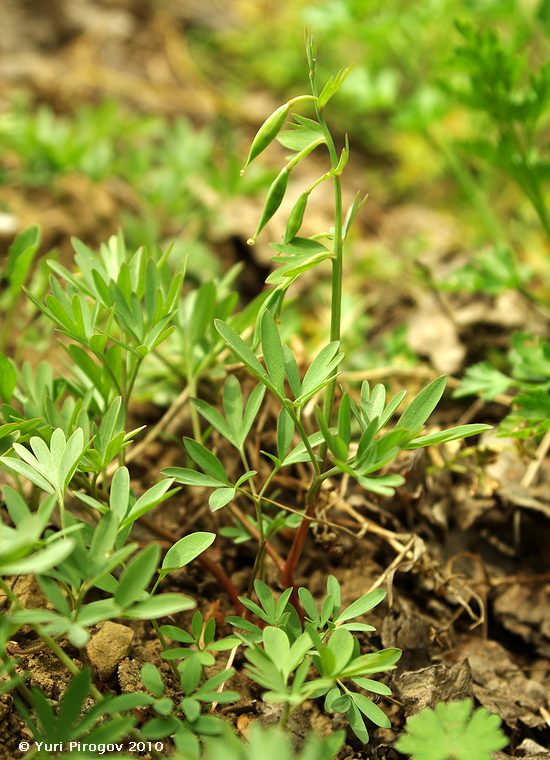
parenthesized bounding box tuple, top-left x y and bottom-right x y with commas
(166, 41, 491, 597)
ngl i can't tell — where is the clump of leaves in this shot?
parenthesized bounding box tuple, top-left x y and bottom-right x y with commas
(395, 699, 508, 760)
(456, 332, 550, 439)
(202, 722, 344, 760)
(227, 576, 400, 741)
(443, 21, 550, 239)
(440, 246, 531, 298)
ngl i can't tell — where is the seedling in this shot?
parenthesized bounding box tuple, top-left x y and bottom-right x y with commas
(167, 40, 490, 598)
(395, 699, 508, 760)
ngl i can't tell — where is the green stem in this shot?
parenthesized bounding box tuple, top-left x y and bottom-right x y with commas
(151, 619, 179, 680)
(279, 50, 346, 594)
(240, 447, 263, 546)
(316, 116, 344, 432)
(279, 702, 291, 729)
(285, 404, 320, 476)
(187, 370, 202, 442)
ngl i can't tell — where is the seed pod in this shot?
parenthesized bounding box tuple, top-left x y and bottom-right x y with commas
(249, 167, 289, 244)
(283, 191, 309, 243)
(241, 103, 290, 174)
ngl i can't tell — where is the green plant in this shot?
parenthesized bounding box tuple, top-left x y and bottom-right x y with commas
(0, 225, 42, 353)
(136, 656, 238, 757)
(16, 668, 137, 755)
(442, 22, 550, 240)
(166, 42, 490, 605)
(229, 576, 400, 742)
(456, 332, 550, 439)
(395, 699, 508, 760)
(202, 722, 344, 760)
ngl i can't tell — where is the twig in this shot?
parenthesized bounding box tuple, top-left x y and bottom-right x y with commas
(366, 536, 416, 595)
(209, 643, 240, 713)
(521, 428, 550, 489)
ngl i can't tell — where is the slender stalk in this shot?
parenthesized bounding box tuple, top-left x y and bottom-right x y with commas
(186, 370, 202, 442)
(280, 48, 346, 592)
(285, 404, 321, 477)
(240, 447, 263, 547)
(309, 54, 345, 430)
(280, 476, 321, 591)
(151, 619, 180, 680)
(279, 703, 291, 729)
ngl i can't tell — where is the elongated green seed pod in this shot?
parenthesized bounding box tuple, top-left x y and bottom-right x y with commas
(283, 191, 309, 243)
(241, 103, 290, 174)
(248, 167, 289, 244)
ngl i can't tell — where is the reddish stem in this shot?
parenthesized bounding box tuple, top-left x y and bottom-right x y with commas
(197, 554, 244, 615)
(280, 482, 320, 589)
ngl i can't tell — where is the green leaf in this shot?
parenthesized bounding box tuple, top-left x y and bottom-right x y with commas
(340, 648, 402, 678)
(209, 487, 236, 511)
(242, 384, 266, 444)
(120, 478, 176, 529)
(277, 115, 324, 152)
(0, 538, 75, 575)
(115, 544, 160, 607)
(454, 362, 513, 400)
(124, 594, 195, 619)
(261, 311, 286, 396)
(335, 589, 386, 623)
(355, 473, 405, 496)
(76, 599, 122, 627)
(352, 677, 391, 696)
(298, 342, 343, 402)
(193, 398, 234, 445)
(350, 691, 390, 728)
(6, 225, 41, 297)
(141, 663, 165, 698)
(395, 699, 508, 760)
(161, 532, 215, 574)
(396, 376, 447, 431)
(0, 354, 16, 403)
(404, 423, 492, 450)
(58, 667, 91, 727)
(347, 701, 370, 743)
(162, 467, 226, 488)
(0, 455, 54, 494)
(318, 65, 353, 109)
(263, 627, 290, 676)
(324, 628, 354, 675)
(141, 717, 180, 740)
(277, 407, 295, 460)
(214, 320, 270, 385)
(223, 374, 244, 444)
(184, 438, 229, 483)
(110, 466, 130, 523)
(343, 191, 368, 240)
